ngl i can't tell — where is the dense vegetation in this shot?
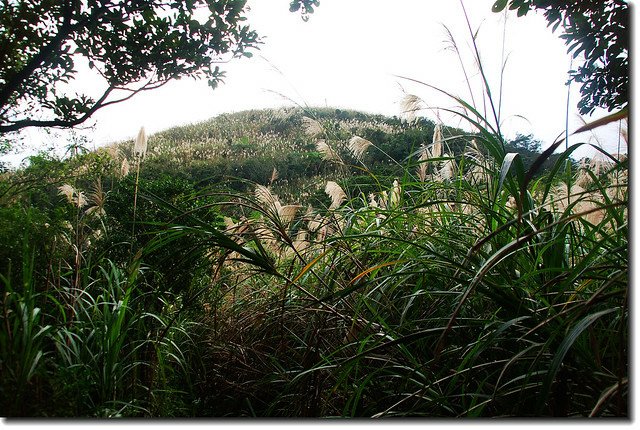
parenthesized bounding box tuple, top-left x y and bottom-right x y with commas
(0, 102, 628, 416)
(0, 0, 629, 418)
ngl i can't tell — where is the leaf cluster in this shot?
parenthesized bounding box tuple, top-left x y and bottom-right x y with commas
(0, 0, 259, 133)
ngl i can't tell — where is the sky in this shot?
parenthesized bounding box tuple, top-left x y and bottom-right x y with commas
(4, 0, 628, 166)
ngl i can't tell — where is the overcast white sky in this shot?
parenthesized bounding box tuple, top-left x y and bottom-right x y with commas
(5, 0, 629, 165)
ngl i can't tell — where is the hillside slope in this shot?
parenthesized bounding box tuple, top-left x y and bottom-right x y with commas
(107, 107, 551, 207)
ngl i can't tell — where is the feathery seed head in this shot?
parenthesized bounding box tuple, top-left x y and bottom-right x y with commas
(607, 169, 628, 203)
(431, 124, 443, 158)
(278, 204, 303, 224)
(103, 145, 119, 160)
(84, 205, 105, 218)
(551, 182, 586, 212)
(379, 191, 388, 209)
(269, 167, 279, 184)
(471, 138, 480, 152)
(390, 179, 401, 207)
(75, 191, 88, 208)
(255, 185, 280, 212)
(58, 184, 88, 208)
(400, 94, 423, 123)
(348, 136, 373, 161)
(58, 184, 76, 203)
(589, 157, 608, 177)
(85, 180, 106, 217)
(575, 159, 592, 188)
(325, 181, 347, 209)
(293, 230, 309, 252)
(302, 116, 324, 137)
(134, 127, 148, 160)
(223, 216, 236, 229)
(439, 154, 457, 181)
(308, 214, 323, 232)
(120, 158, 130, 177)
(316, 140, 343, 163)
(417, 146, 429, 182)
(466, 163, 486, 184)
(368, 193, 379, 208)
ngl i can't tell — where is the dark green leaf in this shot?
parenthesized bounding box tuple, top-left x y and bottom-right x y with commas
(492, 0, 509, 13)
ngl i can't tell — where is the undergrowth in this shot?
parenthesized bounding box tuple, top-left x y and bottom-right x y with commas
(0, 7, 628, 417)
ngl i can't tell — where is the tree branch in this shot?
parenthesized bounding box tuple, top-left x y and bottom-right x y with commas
(0, 86, 113, 133)
(0, 3, 73, 109)
(0, 1, 110, 111)
(0, 78, 172, 133)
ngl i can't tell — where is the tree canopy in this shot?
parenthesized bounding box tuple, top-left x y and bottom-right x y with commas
(0, 0, 260, 134)
(288, 0, 320, 21)
(492, 0, 629, 116)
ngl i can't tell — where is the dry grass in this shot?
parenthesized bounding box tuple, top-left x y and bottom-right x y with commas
(348, 136, 373, 161)
(325, 181, 347, 210)
(316, 140, 343, 164)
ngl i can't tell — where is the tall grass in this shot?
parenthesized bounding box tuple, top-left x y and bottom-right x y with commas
(0, 5, 627, 417)
(144, 124, 626, 416)
(1, 246, 203, 416)
(0, 246, 53, 415)
(139, 6, 627, 417)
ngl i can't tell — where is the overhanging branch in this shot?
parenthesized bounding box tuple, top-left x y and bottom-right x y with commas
(0, 78, 172, 133)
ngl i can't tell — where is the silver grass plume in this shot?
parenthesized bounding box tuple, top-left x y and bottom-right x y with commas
(431, 124, 443, 158)
(390, 179, 401, 207)
(316, 140, 343, 163)
(302, 116, 324, 137)
(269, 167, 279, 185)
(255, 184, 280, 213)
(223, 216, 250, 237)
(348, 136, 373, 161)
(58, 184, 76, 203)
(58, 184, 87, 208)
(400, 94, 423, 123)
(133, 126, 148, 160)
(75, 191, 88, 208)
(223, 216, 236, 230)
(304, 204, 314, 219)
(120, 158, 130, 177)
(378, 191, 388, 209)
(607, 167, 628, 203)
(589, 157, 607, 177)
(293, 230, 309, 253)
(325, 181, 347, 209)
(85, 180, 106, 218)
(552, 182, 606, 226)
(308, 214, 323, 232)
(465, 139, 487, 183)
(574, 158, 592, 188)
(131, 126, 147, 247)
(278, 204, 303, 224)
(368, 193, 379, 208)
(551, 182, 586, 212)
(439, 154, 457, 181)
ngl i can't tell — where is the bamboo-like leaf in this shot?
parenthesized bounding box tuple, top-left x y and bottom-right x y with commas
(537, 308, 617, 414)
(349, 260, 405, 285)
(589, 378, 628, 417)
(291, 249, 328, 285)
(572, 107, 627, 135)
(497, 152, 527, 214)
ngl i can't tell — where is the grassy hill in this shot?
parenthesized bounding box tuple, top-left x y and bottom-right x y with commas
(103, 107, 557, 209)
(0, 106, 628, 417)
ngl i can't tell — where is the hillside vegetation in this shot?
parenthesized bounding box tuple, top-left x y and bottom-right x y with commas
(0, 106, 628, 417)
